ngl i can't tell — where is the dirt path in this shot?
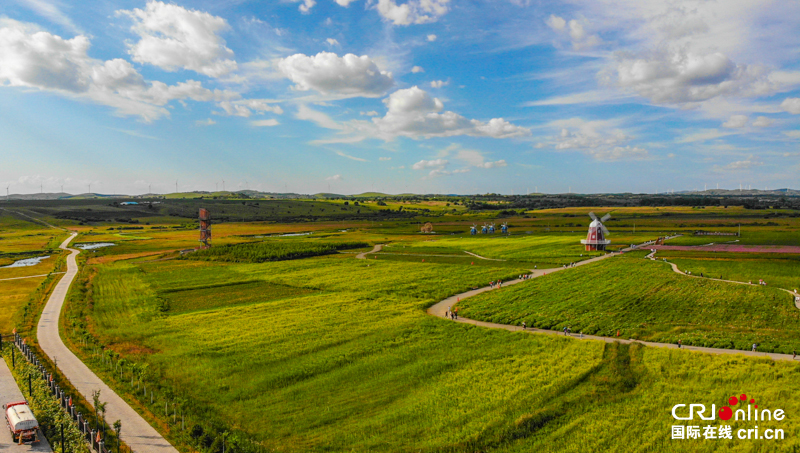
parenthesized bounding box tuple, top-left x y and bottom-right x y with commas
(37, 234, 178, 453)
(650, 252, 800, 309)
(356, 244, 383, 259)
(0, 274, 65, 282)
(0, 356, 53, 452)
(462, 251, 506, 261)
(428, 243, 799, 362)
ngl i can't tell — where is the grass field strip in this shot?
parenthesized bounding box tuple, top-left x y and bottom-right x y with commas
(651, 253, 800, 309)
(439, 239, 800, 359)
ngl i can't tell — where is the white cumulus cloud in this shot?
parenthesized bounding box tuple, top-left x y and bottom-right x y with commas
(782, 98, 800, 114)
(714, 156, 763, 172)
(430, 80, 448, 88)
(278, 52, 394, 98)
(0, 18, 240, 121)
(545, 117, 649, 161)
(375, 0, 449, 26)
(722, 115, 748, 128)
(326, 38, 340, 47)
(752, 116, 772, 127)
(547, 15, 600, 50)
(427, 34, 437, 42)
(411, 66, 424, 73)
(326, 174, 343, 181)
(358, 86, 530, 140)
(117, 1, 237, 78)
(412, 158, 448, 170)
(251, 119, 279, 127)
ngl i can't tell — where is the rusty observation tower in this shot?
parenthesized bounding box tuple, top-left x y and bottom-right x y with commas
(199, 208, 211, 248)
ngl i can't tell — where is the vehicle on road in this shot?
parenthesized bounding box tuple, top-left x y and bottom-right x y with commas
(4, 401, 39, 444)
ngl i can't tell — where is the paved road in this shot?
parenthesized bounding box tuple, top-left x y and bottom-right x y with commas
(428, 245, 800, 362)
(37, 234, 178, 453)
(0, 356, 53, 453)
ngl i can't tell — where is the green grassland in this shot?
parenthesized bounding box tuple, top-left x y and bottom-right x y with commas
(66, 253, 800, 452)
(458, 254, 799, 352)
(664, 231, 800, 246)
(377, 235, 605, 268)
(184, 240, 369, 263)
(0, 211, 68, 333)
(4, 202, 800, 451)
(656, 251, 800, 291)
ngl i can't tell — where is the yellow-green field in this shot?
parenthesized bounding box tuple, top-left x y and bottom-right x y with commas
(3, 200, 800, 452)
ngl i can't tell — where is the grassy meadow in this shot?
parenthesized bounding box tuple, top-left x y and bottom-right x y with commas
(656, 250, 800, 291)
(0, 211, 69, 333)
(3, 201, 800, 451)
(457, 253, 800, 352)
(67, 253, 800, 452)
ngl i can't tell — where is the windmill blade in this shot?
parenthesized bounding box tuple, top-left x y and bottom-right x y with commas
(600, 223, 610, 237)
(588, 211, 597, 221)
(601, 213, 611, 222)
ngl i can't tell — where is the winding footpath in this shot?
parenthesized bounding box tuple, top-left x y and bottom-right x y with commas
(427, 243, 800, 362)
(356, 244, 383, 259)
(649, 252, 800, 309)
(37, 234, 178, 453)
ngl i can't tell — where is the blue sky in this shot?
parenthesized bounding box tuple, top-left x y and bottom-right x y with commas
(1, 0, 799, 195)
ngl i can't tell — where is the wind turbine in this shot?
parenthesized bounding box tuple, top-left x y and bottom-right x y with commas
(5, 185, 9, 202)
(175, 180, 178, 194)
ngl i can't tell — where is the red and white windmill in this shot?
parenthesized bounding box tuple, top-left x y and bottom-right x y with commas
(581, 212, 611, 251)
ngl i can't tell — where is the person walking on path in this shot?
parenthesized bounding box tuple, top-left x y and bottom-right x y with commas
(563, 327, 568, 336)
(521, 321, 526, 331)
(678, 339, 682, 349)
(793, 350, 796, 360)
(752, 343, 757, 352)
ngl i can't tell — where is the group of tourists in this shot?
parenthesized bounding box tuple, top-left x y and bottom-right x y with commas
(490, 280, 503, 289)
(445, 306, 458, 320)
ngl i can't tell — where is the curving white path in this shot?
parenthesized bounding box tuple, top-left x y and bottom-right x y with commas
(428, 245, 800, 362)
(37, 233, 178, 453)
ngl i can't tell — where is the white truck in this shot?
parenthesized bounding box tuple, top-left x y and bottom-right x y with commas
(4, 401, 39, 444)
